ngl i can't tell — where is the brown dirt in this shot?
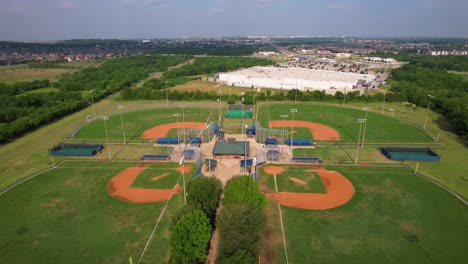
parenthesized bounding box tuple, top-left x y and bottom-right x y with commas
(264, 166, 284, 175)
(269, 120, 340, 140)
(106, 166, 182, 203)
(151, 173, 169, 181)
(273, 168, 355, 210)
(141, 122, 206, 139)
(176, 165, 193, 173)
(288, 177, 307, 185)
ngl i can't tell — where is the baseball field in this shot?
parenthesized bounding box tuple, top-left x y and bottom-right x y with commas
(0, 101, 466, 263)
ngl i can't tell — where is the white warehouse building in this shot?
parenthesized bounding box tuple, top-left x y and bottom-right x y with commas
(218, 67, 376, 91)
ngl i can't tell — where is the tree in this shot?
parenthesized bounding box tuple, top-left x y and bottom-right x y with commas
(216, 249, 257, 264)
(169, 210, 212, 264)
(216, 204, 266, 263)
(222, 176, 267, 209)
(186, 177, 222, 225)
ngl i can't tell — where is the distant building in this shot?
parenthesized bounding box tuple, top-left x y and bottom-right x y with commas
(364, 57, 397, 64)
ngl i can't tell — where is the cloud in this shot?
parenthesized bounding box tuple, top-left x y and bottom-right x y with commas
(327, 1, 353, 11)
(61, 0, 79, 9)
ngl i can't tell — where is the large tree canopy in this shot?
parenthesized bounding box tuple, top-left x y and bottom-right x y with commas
(169, 210, 212, 264)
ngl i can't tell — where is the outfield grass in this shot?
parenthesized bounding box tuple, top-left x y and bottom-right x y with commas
(0, 161, 195, 263)
(259, 165, 468, 263)
(293, 146, 392, 163)
(257, 103, 433, 143)
(264, 165, 326, 193)
(74, 107, 214, 141)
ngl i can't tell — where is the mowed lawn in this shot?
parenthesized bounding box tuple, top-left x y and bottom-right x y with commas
(73, 107, 214, 141)
(257, 103, 433, 143)
(0, 66, 78, 83)
(259, 165, 468, 263)
(262, 165, 326, 193)
(0, 161, 192, 263)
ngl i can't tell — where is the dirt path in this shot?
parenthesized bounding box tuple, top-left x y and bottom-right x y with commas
(269, 120, 340, 140)
(264, 166, 355, 210)
(206, 228, 220, 264)
(141, 122, 206, 139)
(107, 165, 185, 203)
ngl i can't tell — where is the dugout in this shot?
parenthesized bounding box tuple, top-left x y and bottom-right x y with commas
(265, 137, 278, 146)
(381, 147, 440, 161)
(286, 139, 313, 146)
(213, 139, 250, 158)
(190, 137, 202, 147)
(157, 138, 179, 145)
(50, 143, 103, 157)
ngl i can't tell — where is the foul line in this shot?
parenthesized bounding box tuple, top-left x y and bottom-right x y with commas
(0, 160, 64, 196)
(274, 174, 289, 264)
(137, 170, 184, 263)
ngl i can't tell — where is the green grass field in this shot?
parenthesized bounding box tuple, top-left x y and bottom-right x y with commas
(0, 160, 194, 263)
(131, 163, 182, 189)
(259, 165, 468, 263)
(0, 65, 78, 83)
(74, 107, 214, 141)
(263, 165, 326, 193)
(293, 146, 393, 163)
(257, 103, 434, 143)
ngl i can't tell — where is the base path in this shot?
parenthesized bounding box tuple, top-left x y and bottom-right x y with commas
(107, 166, 182, 203)
(265, 166, 355, 210)
(141, 122, 206, 139)
(269, 120, 340, 140)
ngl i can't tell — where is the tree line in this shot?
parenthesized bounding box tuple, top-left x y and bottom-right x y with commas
(168, 175, 266, 263)
(0, 81, 86, 144)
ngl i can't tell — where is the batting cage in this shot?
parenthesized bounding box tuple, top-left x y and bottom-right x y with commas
(225, 104, 253, 119)
(177, 122, 217, 144)
(255, 122, 289, 145)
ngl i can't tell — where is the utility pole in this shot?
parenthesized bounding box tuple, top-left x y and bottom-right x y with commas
(361, 107, 372, 147)
(90, 89, 96, 121)
(165, 81, 169, 108)
(179, 106, 187, 144)
(290, 109, 297, 149)
(355, 118, 365, 165)
(423, 95, 435, 129)
(101, 116, 112, 160)
(381, 92, 386, 114)
(117, 105, 126, 144)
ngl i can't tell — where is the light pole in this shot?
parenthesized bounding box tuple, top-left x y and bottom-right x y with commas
(355, 118, 366, 165)
(117, 105, 126, 144)
(217, 98, 220, 122)
(423, 95, 435, 129)
(89, 89, 96, 121)
(179, 106, 187, 144)
(361, 107, 372, 147)
(165, 81, 169, 108)
(101, 116, 112, 160)
(244, 124, 248, 174)
(342, 86, 347, 107)
(241, 97, 244, 136)
(290, 109, 297, 149)
(381, 92, 386, 114)
(280, 114, 288, 154)
(174, 114, 180, 144)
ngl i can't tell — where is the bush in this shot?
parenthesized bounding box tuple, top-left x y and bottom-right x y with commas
(186, 177, 222, 226)
(169, 210, 212, 264)
(222, 176, 267, 209)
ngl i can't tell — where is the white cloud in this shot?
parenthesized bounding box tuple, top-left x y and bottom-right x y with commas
(61, 0, 79, 9)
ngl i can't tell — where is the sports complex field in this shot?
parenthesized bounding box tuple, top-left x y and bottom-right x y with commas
(0, 101, 466, 263)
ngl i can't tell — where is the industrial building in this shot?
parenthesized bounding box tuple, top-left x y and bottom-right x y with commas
(218, 66, 376, 91)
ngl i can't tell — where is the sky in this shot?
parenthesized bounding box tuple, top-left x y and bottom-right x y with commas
(1, 0, 468, 41)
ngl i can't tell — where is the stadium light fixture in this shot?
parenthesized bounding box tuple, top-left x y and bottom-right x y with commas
(179, 106, 187, 144)
(100, 115, 112, 160)
(89, 89, 96, 121)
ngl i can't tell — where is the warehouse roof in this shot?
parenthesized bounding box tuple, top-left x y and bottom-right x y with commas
(213, 141, 250, 156)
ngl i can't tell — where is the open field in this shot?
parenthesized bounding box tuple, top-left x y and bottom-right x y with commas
(73, 107, 214, 141)
(0, 160, 195, 263)
(0, 67, 78, 83)
(293, 146, 396, 163)
(173, 80, 273, 95)
(21, 87, 61, 94)
(259, 165, 468, 263)
(257, 103, 434, 143)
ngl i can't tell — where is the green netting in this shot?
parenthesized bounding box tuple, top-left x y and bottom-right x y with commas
(225, 110, 252, 119)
